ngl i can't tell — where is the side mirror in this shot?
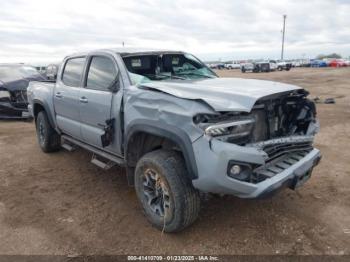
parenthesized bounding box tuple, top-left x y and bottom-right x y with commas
(108, 71, 120, 93)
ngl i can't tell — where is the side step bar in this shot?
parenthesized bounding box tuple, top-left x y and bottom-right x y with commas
(61, 141, 76, 152)
(91, 154, 116, 170)
(61, 135, 125, 167)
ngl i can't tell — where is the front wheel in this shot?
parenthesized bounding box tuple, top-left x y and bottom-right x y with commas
(36, 111, 61, 153)
(135, 150, 200, 232)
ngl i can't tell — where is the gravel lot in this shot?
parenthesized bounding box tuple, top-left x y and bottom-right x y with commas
(0, 67, 349, 255)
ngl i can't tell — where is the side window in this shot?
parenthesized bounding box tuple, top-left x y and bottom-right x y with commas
(86, 56, 117, 91)
(62, 57, 85, 87)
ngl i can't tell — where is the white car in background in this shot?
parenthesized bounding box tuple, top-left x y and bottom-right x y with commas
(224, 62, 241, 69)
(240, 62, 254, 73)
(269, 60, 278, 71)
(292, 60, 302, 67)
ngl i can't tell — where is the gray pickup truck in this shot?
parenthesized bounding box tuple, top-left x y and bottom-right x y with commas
(27, 49, 321, 232)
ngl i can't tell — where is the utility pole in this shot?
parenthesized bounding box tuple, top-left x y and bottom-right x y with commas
(281, 14, 287, 60)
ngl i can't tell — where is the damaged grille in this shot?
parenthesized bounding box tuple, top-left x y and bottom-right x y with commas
(252, 149, 312, 183)
(263, 141, 313, 163)
(247, 136, 314, 183)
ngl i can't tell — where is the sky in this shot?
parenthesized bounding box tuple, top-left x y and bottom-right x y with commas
(0, 0, 349, 64)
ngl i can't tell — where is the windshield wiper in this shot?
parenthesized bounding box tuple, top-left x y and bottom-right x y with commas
(157, 73, 187, 80)
(176, 72, 214, 79)
(145, 73, 186, 80)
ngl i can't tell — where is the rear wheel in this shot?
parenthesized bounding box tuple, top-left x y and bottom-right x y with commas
(36, 111, 61, 153)
(134, 150, 200, 232)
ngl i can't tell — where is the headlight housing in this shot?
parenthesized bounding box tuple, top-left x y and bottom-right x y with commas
(204, 119, 254, 137)
(0, 90, 11, 100)
(195, 114, 255, 144)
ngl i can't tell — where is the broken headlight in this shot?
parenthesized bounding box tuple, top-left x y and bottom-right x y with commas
(195, 114, 255, 143)
(0, 90, 10, 99)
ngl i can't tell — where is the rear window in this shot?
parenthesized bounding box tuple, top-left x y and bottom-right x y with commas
(62, 57, 85, 87)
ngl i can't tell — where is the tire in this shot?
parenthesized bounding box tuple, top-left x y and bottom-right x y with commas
(36, 111, 61, 153)
(134, 150, 200, 233)
(241, 67, 246, 73)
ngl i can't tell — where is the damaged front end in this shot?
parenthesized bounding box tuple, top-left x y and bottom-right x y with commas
(0, 88, 30, 118)
(194, 89, 319, 144)
(192, 89, 321, 197)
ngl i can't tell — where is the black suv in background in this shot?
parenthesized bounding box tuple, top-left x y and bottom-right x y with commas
(0, 64, 46, 119)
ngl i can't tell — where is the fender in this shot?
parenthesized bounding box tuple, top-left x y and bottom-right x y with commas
(32, 99, 57, 131)
(125, 120, 198, 180)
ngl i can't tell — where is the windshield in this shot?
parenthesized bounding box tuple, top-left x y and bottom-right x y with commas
(0, 65, 41, 82)
(122, 53, 216, 83)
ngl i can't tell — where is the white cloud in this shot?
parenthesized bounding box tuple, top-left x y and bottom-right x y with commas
(0, 0, 349, 63)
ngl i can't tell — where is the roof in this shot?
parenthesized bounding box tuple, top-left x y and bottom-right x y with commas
(64, 48, 185, 59)
(119, 50, 184, 57)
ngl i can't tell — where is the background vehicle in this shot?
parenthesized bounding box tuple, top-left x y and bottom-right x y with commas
(291, 60, 302, 67)
(273, 60, 292, 71)
(224, 61, 241, 70)
(241, 61, 273, 73)
(28, 49, 321, 232)
(240, 62, 254, 73)
(310, 60, 328, 67)
(214, 63, 225, 70)
(253, 62, 271, 72)
(300, 60, 311, 67)
(206, 63, 225, 70)
(269, 60, 278, 71)
(0, 64, 46, 118)
(329, 59, 348, 67)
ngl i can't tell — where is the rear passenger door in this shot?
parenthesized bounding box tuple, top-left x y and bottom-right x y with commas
(79, 55, 118, 149)
(54, 57, 86, 139)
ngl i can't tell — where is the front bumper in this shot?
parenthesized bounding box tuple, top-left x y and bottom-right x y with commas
(0, 101, 30, 119)
(192, 136, 321, 198)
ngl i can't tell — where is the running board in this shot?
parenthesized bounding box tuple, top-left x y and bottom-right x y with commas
(91, 154, 116, 170)
(61, 135, 125, 167)
(61, 141, 76, 152)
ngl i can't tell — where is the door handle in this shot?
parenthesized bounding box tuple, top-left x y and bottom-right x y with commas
(79, 97, 88, 103)
(55, 92, 63, 98)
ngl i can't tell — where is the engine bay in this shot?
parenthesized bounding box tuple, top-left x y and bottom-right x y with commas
(195, 90, 319, 145)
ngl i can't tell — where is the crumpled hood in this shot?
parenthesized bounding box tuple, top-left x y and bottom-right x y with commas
(0, 75, 46, 92)
(140, 77, 302, 112)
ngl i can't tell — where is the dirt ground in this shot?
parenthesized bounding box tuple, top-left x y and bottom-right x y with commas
(0, 67, 349, 255)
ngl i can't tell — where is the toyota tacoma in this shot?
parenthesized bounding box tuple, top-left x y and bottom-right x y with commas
(27, 50, 321, 232)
